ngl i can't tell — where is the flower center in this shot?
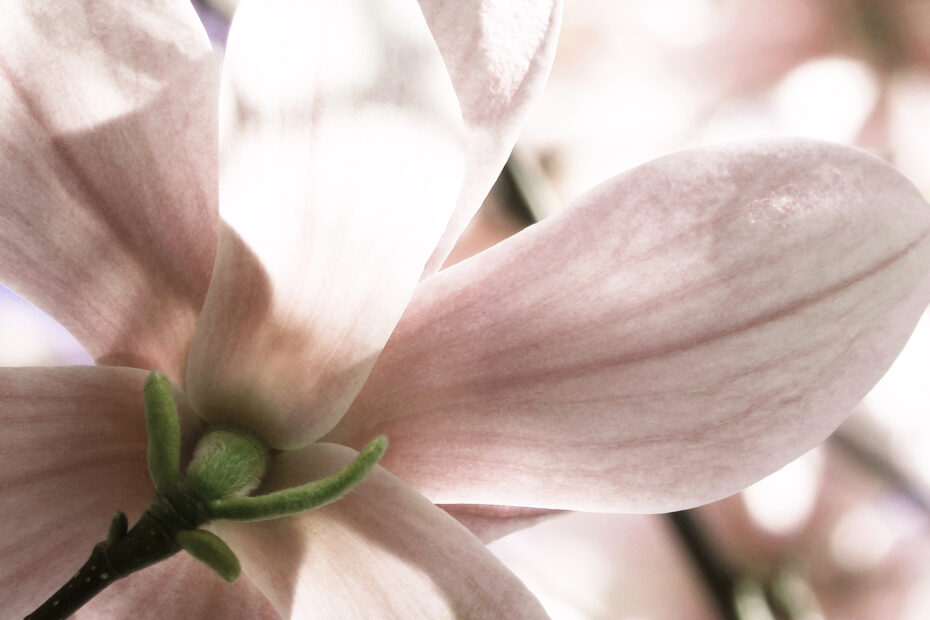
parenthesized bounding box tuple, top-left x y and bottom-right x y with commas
(26, 370, 387, 620)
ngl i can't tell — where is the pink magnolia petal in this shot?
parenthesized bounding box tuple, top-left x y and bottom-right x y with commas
(329, 139, 930, 512)
(0, 1, 219, 383)
(1, 366, 151, 617)
(186, 0, 465, 448)
(419, 0, 562, 274)
(81, 555, 276, 620)
(216, 443, 547, 618)
(441, 504, 566, 544)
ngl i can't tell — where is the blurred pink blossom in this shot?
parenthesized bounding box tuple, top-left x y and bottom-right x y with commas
(523, 0, 930, 203)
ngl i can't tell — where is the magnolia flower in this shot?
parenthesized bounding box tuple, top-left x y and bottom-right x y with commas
(2, 0, 930, 618)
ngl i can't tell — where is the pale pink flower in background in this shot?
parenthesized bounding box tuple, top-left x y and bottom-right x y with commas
(695, 436, 930, 619)
(2, 1, 930, 619)
(521, 0, 930, 206)
(489, 512, 719, 619)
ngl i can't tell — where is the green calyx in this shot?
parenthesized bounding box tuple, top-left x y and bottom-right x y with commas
(141, 369, 387, 583)
(27, 372, 388, 620)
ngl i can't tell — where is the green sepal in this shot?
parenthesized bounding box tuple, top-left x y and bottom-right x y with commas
(143, 370, 181, 493)
(175, 529, 241, 583)
(207, 435, 388, 522)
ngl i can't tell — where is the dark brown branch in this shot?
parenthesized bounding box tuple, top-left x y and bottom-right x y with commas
(666, 510, 741, 620)
(26, 511, 185, 620)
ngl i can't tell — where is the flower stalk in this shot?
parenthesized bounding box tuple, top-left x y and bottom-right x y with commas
(25, 511, 185, 620)
(26, 370, 387, 619)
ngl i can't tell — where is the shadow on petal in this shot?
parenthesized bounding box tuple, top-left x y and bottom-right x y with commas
(0, 28, 219, 384)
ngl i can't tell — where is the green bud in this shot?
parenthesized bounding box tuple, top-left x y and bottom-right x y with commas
(185, 429, 269, 501)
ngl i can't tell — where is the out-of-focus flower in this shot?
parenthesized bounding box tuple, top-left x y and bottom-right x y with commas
(522, 0, 930, 201)
(2, 1, 930, 618)
(488, 512, 718, 619)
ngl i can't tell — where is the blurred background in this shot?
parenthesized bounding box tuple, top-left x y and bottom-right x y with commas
(4, 1, 930, 617)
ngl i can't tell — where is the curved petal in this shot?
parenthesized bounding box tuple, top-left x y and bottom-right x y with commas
(441, 504, 566, 544)
(0, 1, 219, 383)
(418, 0, 562, 274)
(186, 0, 465, 449)
(215, 443, 547, 619)
(328, 139, 930, 512)
(81, 555, 276, 620)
